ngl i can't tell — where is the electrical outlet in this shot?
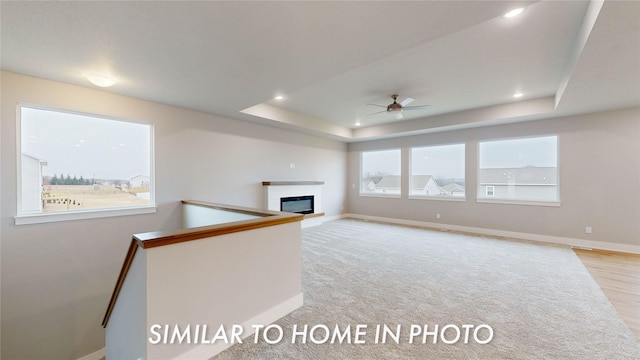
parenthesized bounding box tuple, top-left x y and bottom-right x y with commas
(585, 226, 592, 234)
(436, 213, 441, 219)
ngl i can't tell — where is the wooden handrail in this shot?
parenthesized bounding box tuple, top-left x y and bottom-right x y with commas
(101, 201, 303, 328)
(101, 238, 139, 328)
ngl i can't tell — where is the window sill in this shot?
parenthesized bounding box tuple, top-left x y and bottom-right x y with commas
(409, 196, 466, 202)
(476, 199, 561, 207)
(14, 206, 157, 225)
(359, 193, 402, 199)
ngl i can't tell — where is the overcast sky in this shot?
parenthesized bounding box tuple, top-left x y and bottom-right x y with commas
(479, 136, 557, 169)
(411, 143, 465, 178)
(21, 106, 151, 180)
(362, 136, 557, 178)
(362, 149, 401, 176)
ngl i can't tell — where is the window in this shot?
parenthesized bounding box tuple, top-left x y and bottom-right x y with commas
(18, 105, 154, 223)
(486, 186, 495, 197)
(410, 143, 465, 199)
(360, 149, 401, 197)
(478, 135, 558, 204)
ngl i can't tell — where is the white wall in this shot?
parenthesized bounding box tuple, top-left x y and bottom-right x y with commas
(182, 203, 261, 228)
(145, 222, 302, 360)
(348, 107, 640, 250)
(0, 71, 347, 359)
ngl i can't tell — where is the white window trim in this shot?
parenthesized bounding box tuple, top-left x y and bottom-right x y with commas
(408, 195, 466, 202)
(16, 103, 156, 223)
(359, 193, 402, 199)
(476, 199, 561, 207)
(14, 206, 157, 225)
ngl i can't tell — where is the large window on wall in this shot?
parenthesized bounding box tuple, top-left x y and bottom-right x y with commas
(360, 149, 401, 197)
(17, 105, 154, 224)
(410, 143, 465, 199)
(478, 135, 559, 205)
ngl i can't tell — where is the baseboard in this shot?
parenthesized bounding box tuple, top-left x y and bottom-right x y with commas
(342, 213, 640, 254)
(301, 213, 350, 228)
(322, 214, 350, 222)
(174, 292, 304, 360)
(76, 347, 105, 360)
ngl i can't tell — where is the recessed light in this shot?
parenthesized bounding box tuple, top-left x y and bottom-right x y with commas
(503, 7, 525, 18)
(274, 95, 284, 100)
(513, 92, 524, 98)
(86, 73, 116, 87)
(355, 121, 361, 127)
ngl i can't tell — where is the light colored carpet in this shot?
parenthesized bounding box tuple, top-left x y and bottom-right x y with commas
(214, 219, 640, 359)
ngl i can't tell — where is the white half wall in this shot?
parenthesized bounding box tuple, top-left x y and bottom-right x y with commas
(183, 203, 261, 228)
(145, 222, 302, 360)
(105, 220, 303, 360)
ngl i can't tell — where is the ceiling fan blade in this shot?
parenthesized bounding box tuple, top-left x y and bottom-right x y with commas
(400, 97, 415, 106)
(366, 110, 388, 116)
(396, 112, 404, 120)
(367, 104, 387, 108)
(403, 105, 430, 110)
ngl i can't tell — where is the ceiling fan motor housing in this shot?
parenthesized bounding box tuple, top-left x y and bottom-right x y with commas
(387, 94, 403, 112)
(387, 102, 403, 112)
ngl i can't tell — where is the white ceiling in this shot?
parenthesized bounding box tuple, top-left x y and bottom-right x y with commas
(1, 1, 638, 142)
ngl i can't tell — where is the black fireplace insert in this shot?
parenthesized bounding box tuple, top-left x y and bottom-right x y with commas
(280, 195, 314, 214)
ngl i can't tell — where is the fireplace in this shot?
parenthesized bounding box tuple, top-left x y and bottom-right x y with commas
(263, 181, 324, 227)
(280, 195, 314, 215)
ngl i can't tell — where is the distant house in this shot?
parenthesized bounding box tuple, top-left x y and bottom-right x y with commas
(369, 174, 466, 197)
(21, 153, 46, 213)
(478, 167, 558, 201)
(410, 175, 441, 196)
(362, 180, 376, 192)
(129, 175, 151, 199)
(374, 175, 401, 194)
(441, 183, 466, 196)
(129, 175, 150, 189)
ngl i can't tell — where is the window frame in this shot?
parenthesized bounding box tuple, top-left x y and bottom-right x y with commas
(476, 135, 561, 207)
(15, 104, 156, 225)
(359, 148, 402, 198)
(408, 143, 466, 202)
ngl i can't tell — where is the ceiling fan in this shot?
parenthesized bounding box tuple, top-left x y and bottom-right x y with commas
(367, 94, 430, 119)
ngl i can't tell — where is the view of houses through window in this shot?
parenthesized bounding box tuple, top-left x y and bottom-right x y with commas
(360, 136, 558, 204)
(478, 135, 558, 203)
(360, 149, 401, 196)
(19, 105, 153, 215)
(410, 143, 465, 198)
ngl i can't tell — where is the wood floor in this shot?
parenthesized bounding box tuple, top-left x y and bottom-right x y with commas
(574, 248, 640, 340)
